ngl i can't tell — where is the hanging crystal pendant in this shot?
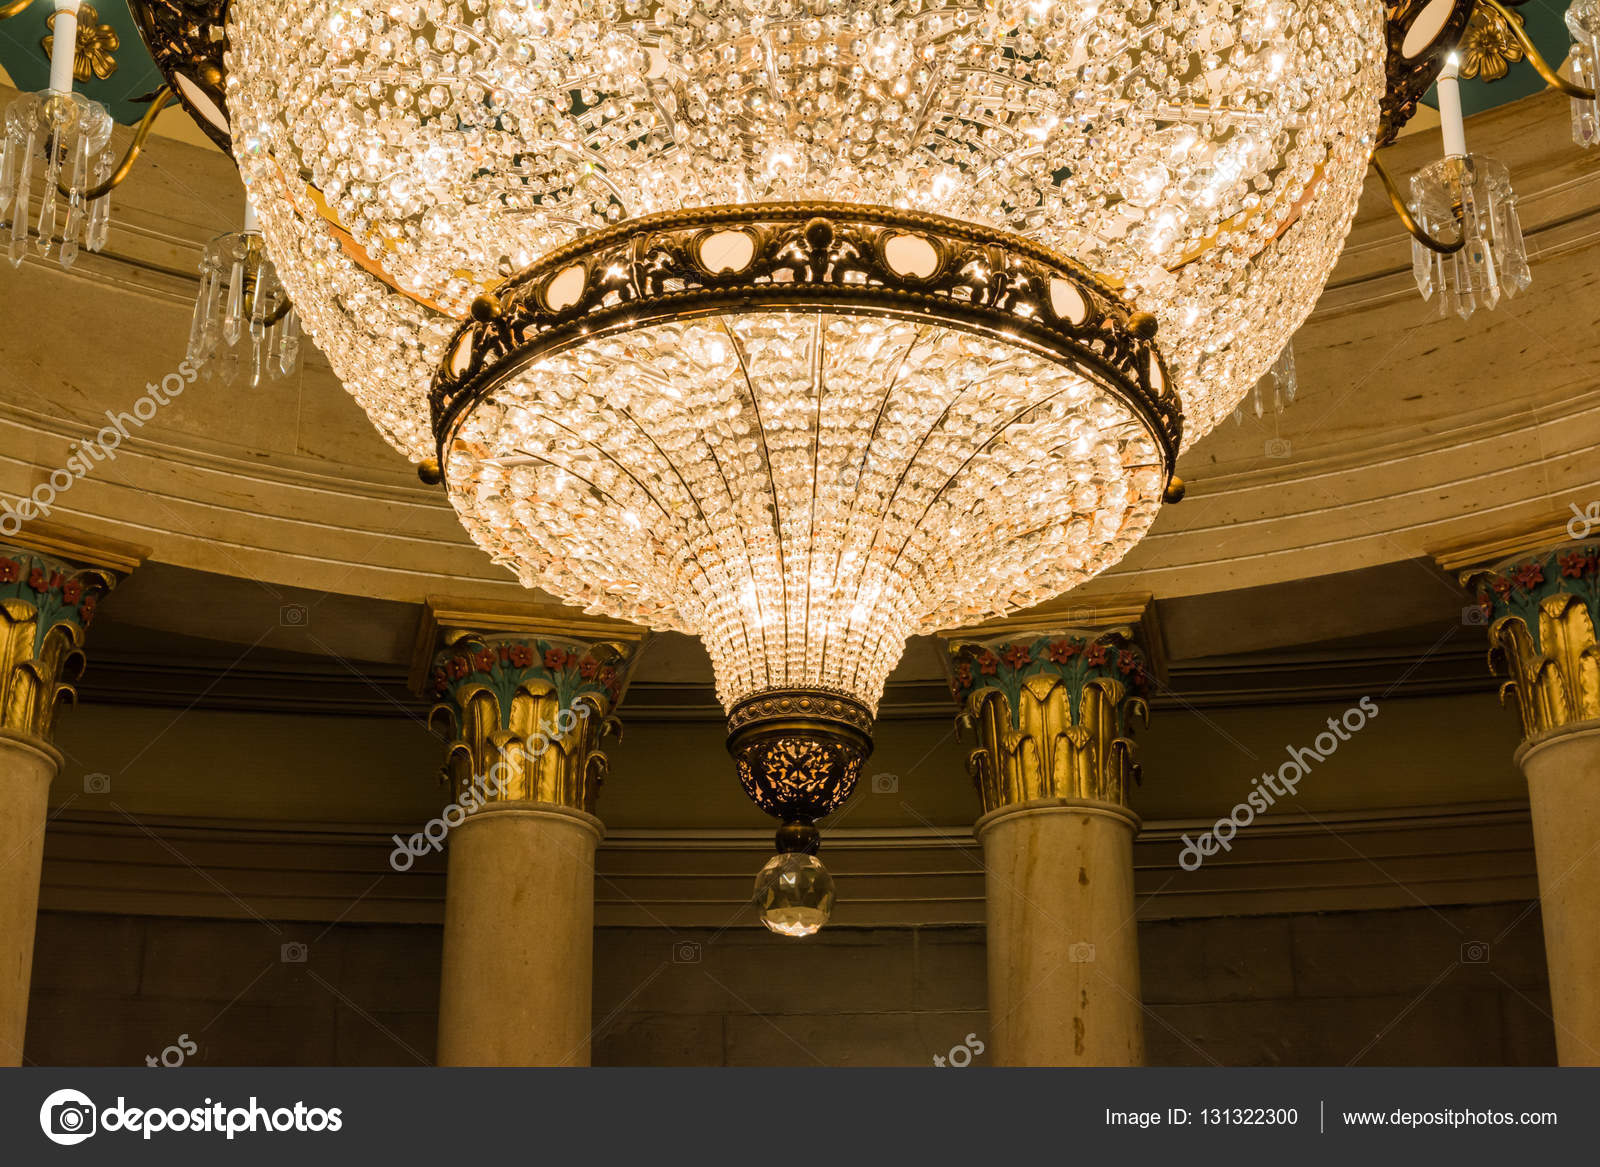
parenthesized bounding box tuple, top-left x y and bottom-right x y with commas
(186, 228, 301, 385)
(1409, 155, 1530, 320)
(1569, 0, 1600, 147)
(1233, 343, 1298, 424)
(2, 92, 114, 270)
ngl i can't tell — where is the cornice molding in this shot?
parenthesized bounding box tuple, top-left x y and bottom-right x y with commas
(1430, 520, 1576, 574)
(932, 592, 1168, 685)
(0, 520, 149, 576)
(406, 595, 650, 693)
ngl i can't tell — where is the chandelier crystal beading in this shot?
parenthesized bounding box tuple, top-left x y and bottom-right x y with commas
(1, 0, 115, 270)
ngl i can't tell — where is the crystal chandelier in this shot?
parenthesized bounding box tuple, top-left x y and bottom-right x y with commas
(186, 201, 303, 386)
(1, 0, 115, 269)
(1408, 53, 1529, 318)
(225, 0, 1383, 916)
(1572, 0, 1600, 144)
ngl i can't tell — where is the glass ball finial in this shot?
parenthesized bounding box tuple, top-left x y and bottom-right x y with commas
(754, 836, 836, 939)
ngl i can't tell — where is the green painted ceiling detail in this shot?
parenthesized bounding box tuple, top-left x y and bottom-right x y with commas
(1426, 0, 1579, 114)
(0, 0, 162, 125)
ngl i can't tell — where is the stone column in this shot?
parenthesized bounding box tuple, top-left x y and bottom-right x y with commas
(1467, 546, 1600, 1064)
(0, 542, 128, 1065)
(418, 615, 644, 1067)
(944, 626, 1152, 1067)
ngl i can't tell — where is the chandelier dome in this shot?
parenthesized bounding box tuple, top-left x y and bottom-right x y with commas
(225, 0, 1387, 855)
(229, 0, 1384, 456)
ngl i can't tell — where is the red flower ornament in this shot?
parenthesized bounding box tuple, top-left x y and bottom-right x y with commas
(0, 558, 18, 583)
(1559, 550, 1598, 579)
(1510, 562, 1546, 592)
(1001, 643, 1032, 669)
(1045, 639, 1080, 664)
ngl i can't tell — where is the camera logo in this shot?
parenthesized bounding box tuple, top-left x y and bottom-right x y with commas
(870, 772, 898, 794)
(1461, 941, 1491, 964)
(280, 942, 308, 963)
(1068, 941, 1096, 963)
(280, 603, 308, 627)
(83, 773, 111, 794)
(1264, 438, 1292, 459)
(40, 1088, 97, 1145)
(672, 940, 701, 964)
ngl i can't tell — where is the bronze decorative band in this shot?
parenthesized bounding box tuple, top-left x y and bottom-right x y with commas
(430, 201, 1182, 471)
(724, 686, 875, 825)
(725, 687, 875, 739)
(1379, 0, 1478, 146)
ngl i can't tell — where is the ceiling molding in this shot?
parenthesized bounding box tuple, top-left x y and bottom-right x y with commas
(37, 801, 1537, 928)
(71, 637, 1499, 720)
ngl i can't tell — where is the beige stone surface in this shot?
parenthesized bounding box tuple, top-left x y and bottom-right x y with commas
(22, 903, 1551, 1066)
(436, 804, 602, 1066)
(0, 731, 61, 1065)
(977, 798, 1143, 1066)
(1518, 723, 1600, 1066)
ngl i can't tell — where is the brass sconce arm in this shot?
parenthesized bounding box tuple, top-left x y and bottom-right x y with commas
(57, 85, 173, 202)
(0, 0, 34, 19)
(1370, 152, 1466, 255)
(1479, 0, 1596, 100)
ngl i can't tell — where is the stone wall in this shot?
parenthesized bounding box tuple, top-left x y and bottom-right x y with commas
(24, 903, 1554, 1067)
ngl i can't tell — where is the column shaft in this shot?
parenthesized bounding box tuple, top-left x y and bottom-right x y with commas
(437, 805, 601, 1067)
(978, 798, 1143, 1066)
(417, 621, 643, 1068)
(0, 544, 126, 1065)
(944, 627, 1153, 1067)
(1466, 548, 1600, 1064)
(0, 732, 61, 1065)
(1520, 726, 1600, 1065)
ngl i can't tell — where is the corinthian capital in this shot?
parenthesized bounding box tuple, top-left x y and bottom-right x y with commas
(412, 600, 648, 814)
(940, 608, 1156, 814)
(1463, 544, 1600, 741)
(0, 530, 140, 744)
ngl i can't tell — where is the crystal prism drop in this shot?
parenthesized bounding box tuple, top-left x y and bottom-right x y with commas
(0, 123, 17, 219)
(8, 126, 34, 267)
(1409, 154, 1528, 320)
(85, 150, 111, 252)
(223, 260, 246, 345)
(1569, 2, 1600, 147)
(278, 311, 301, 376)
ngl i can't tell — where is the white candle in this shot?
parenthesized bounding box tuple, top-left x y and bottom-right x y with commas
(47, 0, 81, 95)
(1438, 53, 1468, 158)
